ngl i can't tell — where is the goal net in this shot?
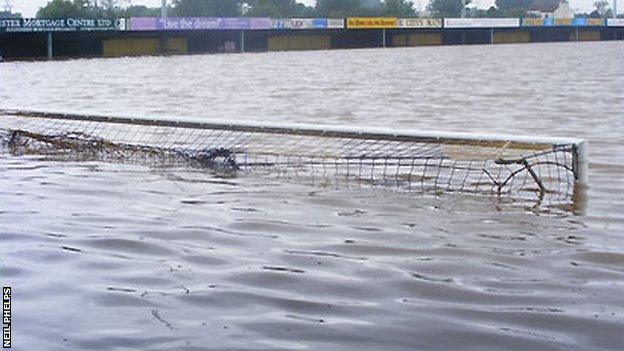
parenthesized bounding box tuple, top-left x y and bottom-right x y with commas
(0, 109, 587, 205)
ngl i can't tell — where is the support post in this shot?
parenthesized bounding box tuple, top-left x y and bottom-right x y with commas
(159, 34, 166, 54)
(490, 28, 494, 44)
(576, 140, 589, 187)
(240, 30, 245, 53)
(575, 26, 579, 42)
(382, 29, 386, 48)
(47, 32, 53, 60)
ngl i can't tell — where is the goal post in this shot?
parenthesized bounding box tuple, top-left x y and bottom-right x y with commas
(0, 108, 588, 202)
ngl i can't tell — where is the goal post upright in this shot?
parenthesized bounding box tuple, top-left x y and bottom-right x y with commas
(575, 139, 589, 187)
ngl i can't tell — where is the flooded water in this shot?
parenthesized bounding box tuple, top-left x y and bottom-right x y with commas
(1, 41, 623, 350)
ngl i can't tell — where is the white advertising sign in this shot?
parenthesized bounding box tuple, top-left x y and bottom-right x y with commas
(289, 18, 315, 29)
(397, 18, 442, 28)
(444, 18, 520, 28)
(607, 18, 624, 27)
(327, 18, 345, 29)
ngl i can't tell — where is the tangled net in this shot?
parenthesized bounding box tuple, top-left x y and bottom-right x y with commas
(3, 129, 239, 172)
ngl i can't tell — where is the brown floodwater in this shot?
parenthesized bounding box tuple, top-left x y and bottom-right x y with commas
(1, 41, 623, 350)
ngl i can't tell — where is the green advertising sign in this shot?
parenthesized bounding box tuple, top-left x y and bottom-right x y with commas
(0, 18, 126, 33)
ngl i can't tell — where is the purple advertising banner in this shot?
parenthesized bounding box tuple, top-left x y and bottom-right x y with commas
(130, 17, 157, 30)
(249, 17, 272, 29)
(130, 17, 271, 31)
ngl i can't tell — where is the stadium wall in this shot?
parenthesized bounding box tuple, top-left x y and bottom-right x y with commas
(0, 17, 623, 60)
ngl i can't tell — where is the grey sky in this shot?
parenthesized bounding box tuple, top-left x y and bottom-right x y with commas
(6, 0, 609, 18)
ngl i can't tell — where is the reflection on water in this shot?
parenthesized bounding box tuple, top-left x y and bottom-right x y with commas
(1, 41, 623, 350)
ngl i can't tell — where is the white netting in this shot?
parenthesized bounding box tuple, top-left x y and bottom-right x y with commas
(0, 110, 586, 206)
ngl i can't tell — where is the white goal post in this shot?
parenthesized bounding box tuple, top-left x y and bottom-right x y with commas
(0, 108, 587, 202)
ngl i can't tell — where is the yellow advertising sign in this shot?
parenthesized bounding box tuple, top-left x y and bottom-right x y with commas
(522, 18, 544, 26)
(586, 18, 605, 26)
(554, 18, 572, 26)
(347, 17, 397, 29)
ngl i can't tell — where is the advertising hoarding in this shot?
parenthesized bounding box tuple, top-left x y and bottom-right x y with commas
(248, 18, 272, 29)
(327, 18, 345, 28)
(553, 18, 572, 26)
(607, 18, 624, 26)
(346, 17, 397, 29)
(397, 18, 442, 28)
(444, 18, 520, 28)
(585, 18, 605, 26)
(271, 18, 343, 29)
(130, 17, 271, 31)
(522, 18, 545, 26)
(521, 18, 603, 27)
(291, 18, 326, 29)
(0, 18, 125, 32)
(271, 19, 290, 29)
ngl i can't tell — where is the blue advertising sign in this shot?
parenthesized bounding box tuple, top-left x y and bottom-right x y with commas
(311, 18, 328, 28)
(271, 18, 336, 29)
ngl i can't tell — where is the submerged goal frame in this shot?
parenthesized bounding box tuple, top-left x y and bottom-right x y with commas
(0, 108, 588, 202)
